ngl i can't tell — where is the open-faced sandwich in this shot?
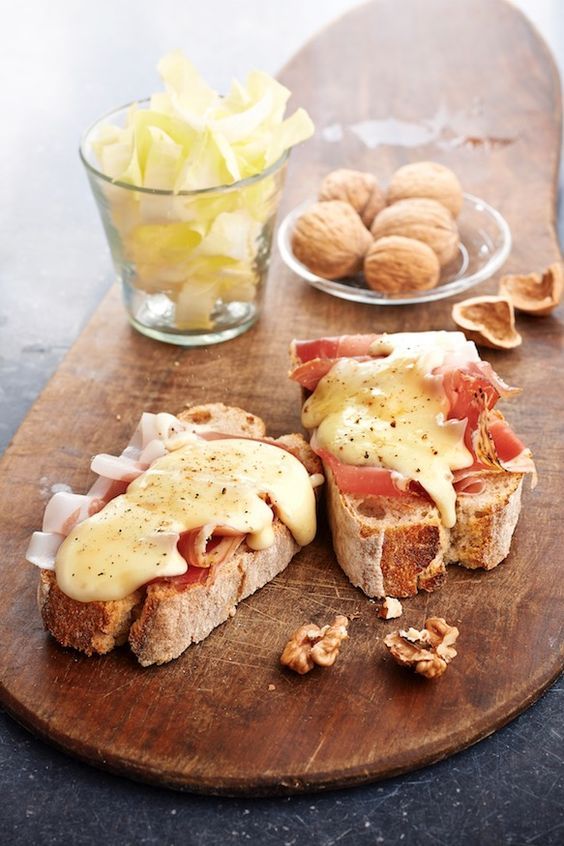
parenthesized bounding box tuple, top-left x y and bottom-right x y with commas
(26, 403, 323, 665)
(289, 331, 536, 598)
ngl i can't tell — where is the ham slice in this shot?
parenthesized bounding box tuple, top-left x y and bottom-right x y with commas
(488, 416, 527, 461)
(26, 413, 277, 586)
(290, 358, 346, 392)
(165, 563, 211, 589)
(292, 334, 381, 363)
(90, 414, 190, 485)
(26, 531, 64, 570)
(42, 491, 108, 535)
(290, 335, 383, 392)
(87, 475, 128, 503)
(292, 334, 535, 503)
(138, 412, 186, 450)
(453, 467, 488, 495)
(177, 526, 245, 568)
(90, 453, 146, 483)
(314, 447, 405, 498)
(138, 438, 168, 466)
(473, 409, 537, 483)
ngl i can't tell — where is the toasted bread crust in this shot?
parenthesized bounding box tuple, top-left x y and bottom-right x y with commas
(449, 473, 523, 569)
(38, 571, 144, 656)
(379, 522, 447, 596)
(129, 520, 299, 666)
(326, 463, 524, 598)
(326, 467, 448, 598)
(37, 404, 319, 665)
(178, 403, 266, 437)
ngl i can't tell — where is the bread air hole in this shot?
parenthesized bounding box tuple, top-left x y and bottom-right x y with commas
(358, 499, 387, 519)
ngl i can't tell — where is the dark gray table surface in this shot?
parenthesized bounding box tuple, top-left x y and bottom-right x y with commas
(1, 2, 562, 844)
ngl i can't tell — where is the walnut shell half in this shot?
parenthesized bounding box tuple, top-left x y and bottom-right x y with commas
(387, 161, 463, 217)
(371, 198, 459, 266)
(319, 168, 386, 228)
(291, 201, 373, 280)
(452, 295, 522, 349)
(364, 235, 440, 294)
(499, 262, 563, 316)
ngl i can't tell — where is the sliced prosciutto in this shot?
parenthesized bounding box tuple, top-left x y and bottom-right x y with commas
(292, 334, 381, 363)
(291, 333, 535, 503)
(316, 448, 405, 498)
(290, 335, 382, 392)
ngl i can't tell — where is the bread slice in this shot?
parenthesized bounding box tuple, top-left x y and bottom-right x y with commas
(448, 472, 523, 570)
(128, 520, 298, 665)
(37, 404, 320, 666)
(325, 465, 524, 598)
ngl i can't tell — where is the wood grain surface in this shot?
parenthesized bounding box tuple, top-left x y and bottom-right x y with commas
(0, 0, 562, 795)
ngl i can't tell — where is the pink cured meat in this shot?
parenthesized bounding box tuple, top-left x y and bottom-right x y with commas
(27, 418, 303, 586)
(290, 334, 532, 501)
(292, 334, 381, 363)
(315, 447, 405, 498)
(290, 334, 381, 391)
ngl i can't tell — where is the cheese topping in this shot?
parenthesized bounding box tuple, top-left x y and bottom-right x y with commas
(56, 438, 317, 602)
(302, 332, 475, 527)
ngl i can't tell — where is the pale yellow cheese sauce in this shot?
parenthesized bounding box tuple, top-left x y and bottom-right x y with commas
(302, 332, 474, 527)
(56, 437, 316, 602)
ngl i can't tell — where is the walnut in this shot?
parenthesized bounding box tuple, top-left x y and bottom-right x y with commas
(499, 262, 563, 316)
(319, 169, 386, 228)
(364, 235, 440, 293)
(371, 198, 459, 266)
(378, 597, 403, 620)
(452, 295, 522, 349)
(384, 616, 459, 679)
(291, 201, 372, 280)
(387, 161, 463, 217)
(280, 615, 349, 674)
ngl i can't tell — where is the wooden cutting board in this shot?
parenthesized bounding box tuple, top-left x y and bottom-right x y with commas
(0, 0, 562, 796)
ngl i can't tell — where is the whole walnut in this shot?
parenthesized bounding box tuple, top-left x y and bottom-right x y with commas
(371, 198, 459, 266)
(387, 161, 463, 217)
(364, 235, 440, 293)
(319, 169, 385, 228)
(292, 201, 373, 279)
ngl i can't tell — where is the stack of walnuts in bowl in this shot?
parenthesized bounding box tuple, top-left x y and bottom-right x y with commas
(291, 161, 463, 294)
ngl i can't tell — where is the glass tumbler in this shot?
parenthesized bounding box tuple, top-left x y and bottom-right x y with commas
(80, 102, 289, 346)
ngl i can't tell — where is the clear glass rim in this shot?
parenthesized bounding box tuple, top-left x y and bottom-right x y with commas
(79, 97, 290, 197)
(277, 193, 512, 305)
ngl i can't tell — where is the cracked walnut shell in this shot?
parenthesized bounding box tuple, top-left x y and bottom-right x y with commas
(291, 201, 373, 280)
(384, 617, 459, 679)
(280, 615, 349, 675)
(387, 161, 463, 217)
(499, 262, 563, 316)
(319, 168, 386, 228)
(364, 235, 440, 293)
(371, 198, 459, 266)
(452, 295, 522, 349)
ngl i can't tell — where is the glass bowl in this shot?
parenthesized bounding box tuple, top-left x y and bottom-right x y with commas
(277, 193, 511, 305)
(80, 100, 289, 346)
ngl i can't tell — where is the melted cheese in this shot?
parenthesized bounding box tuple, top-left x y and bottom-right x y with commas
(302, 332, 474, 527)
(56, 438, 316, 602)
